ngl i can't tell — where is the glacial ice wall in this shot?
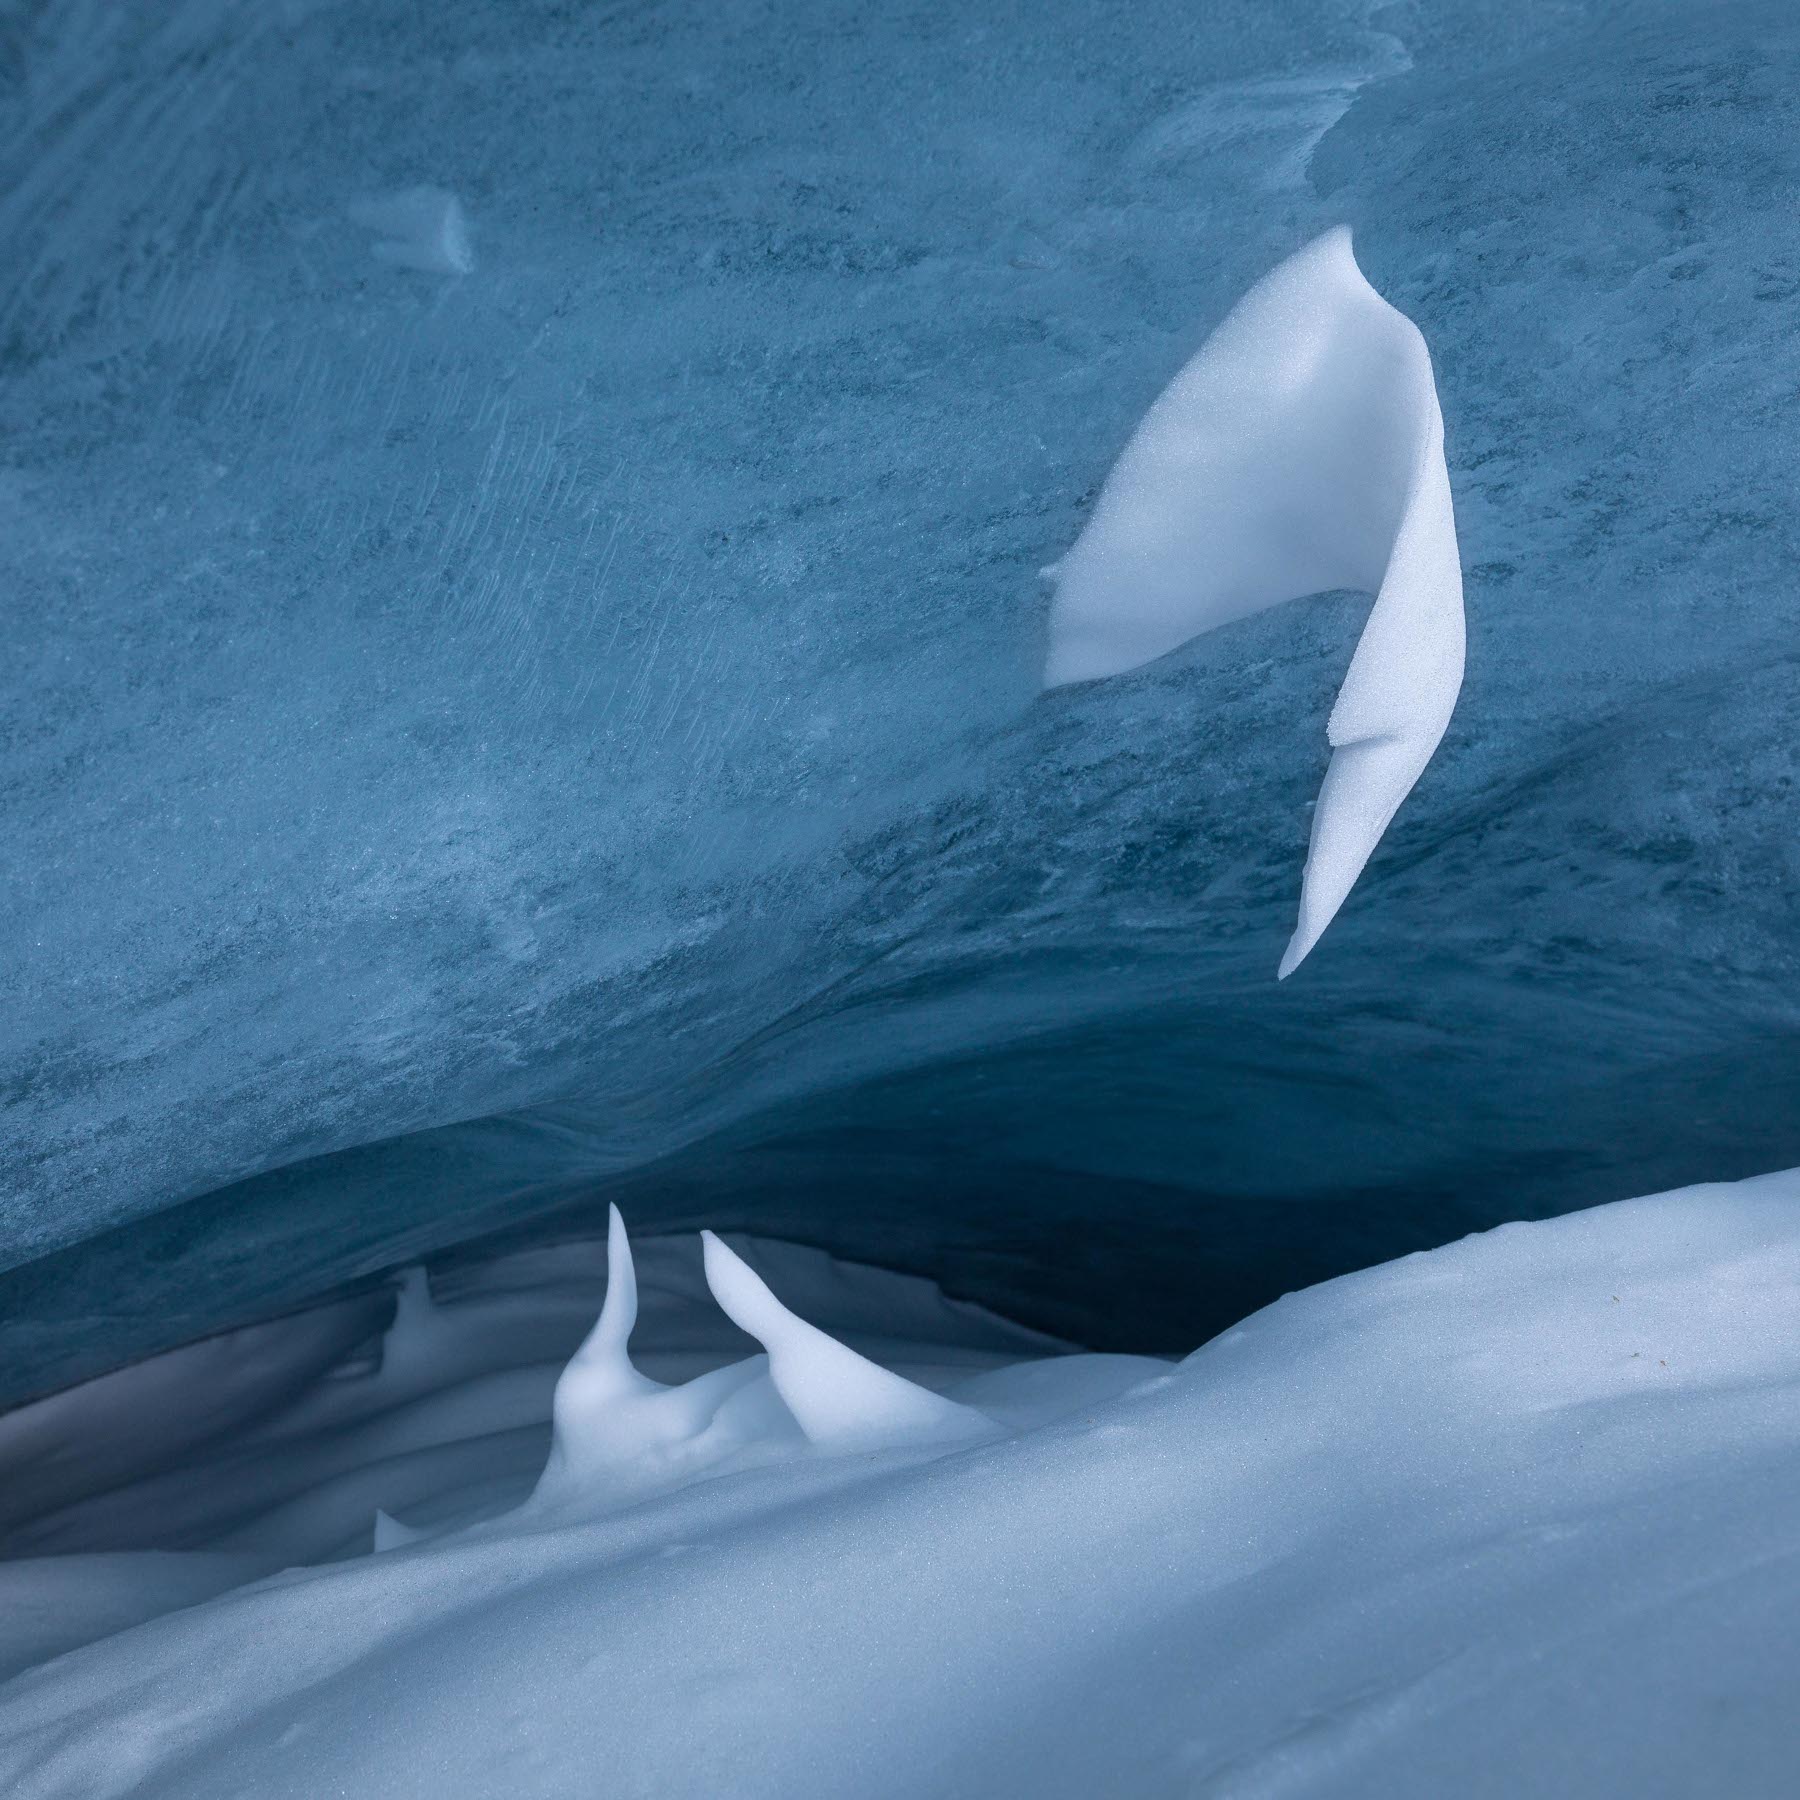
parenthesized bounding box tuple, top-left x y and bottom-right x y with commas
(4, 0, 1800, 1396)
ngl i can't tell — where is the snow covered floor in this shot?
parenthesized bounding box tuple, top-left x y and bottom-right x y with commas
(0, 1171, 1795, 1797)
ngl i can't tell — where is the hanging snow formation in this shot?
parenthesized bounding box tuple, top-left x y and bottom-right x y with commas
(1045, 226, 1466, 976)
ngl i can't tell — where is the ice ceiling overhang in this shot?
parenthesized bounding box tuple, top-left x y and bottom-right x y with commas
(4, 0, 1800, 1399)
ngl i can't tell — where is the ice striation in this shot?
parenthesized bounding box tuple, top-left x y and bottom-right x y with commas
(1045, 227, 1465, 975)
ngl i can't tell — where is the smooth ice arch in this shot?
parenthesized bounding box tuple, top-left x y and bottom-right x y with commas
(1044, 226, 1466, 976)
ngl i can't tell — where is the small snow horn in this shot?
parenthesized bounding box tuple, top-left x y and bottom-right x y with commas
(701, 1232, 989, 1450)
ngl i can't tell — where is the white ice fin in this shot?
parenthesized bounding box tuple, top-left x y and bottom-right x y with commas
(700, 1232, 991, 1451)
(1044, 226, 1465, 976)
(377, 1265, 458, 1390)
(534, 1206, 663, 1492)
(563, 1203, 647, 1398)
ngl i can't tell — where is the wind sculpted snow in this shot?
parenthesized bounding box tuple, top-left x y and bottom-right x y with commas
(0, 1174, 1795, 1796)
(1045, 226, 1464, 974)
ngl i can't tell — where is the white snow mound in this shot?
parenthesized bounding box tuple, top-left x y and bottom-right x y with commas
(1, 1173, 1797, 1797)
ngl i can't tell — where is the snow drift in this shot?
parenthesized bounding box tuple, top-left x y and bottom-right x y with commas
(523, 1210, 990, 1518)
(0, 1171, 1796, 1795)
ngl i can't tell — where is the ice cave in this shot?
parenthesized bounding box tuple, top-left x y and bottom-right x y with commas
(1, 0, 1797, 1793)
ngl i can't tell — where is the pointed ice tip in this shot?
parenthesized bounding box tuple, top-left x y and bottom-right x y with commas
(1042, 219, 1463, 977)
(701, 1232, 989, 1451)
(699, 1231, 790, 1340)
(573, 1202, 639, 1369)
(699, 1230, 749, 1317)
(372, 1508, 421, 1553)
(384, 1266, 439, 1346)
(1276, 932, 1310, 980)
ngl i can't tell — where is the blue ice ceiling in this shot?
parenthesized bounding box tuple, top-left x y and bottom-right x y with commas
(4, 0, 1799, 1399)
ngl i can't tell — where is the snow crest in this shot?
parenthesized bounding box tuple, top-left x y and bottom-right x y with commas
(701, 1230, 991, 1451)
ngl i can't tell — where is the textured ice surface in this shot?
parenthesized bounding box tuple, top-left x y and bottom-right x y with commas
(0, 1172, 1794, 1795)
(5, 0, 1800, 1389)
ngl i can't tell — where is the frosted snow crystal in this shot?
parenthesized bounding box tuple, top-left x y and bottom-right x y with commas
(1045, 226, 1465, 976)
(348, 185, 475, 275)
